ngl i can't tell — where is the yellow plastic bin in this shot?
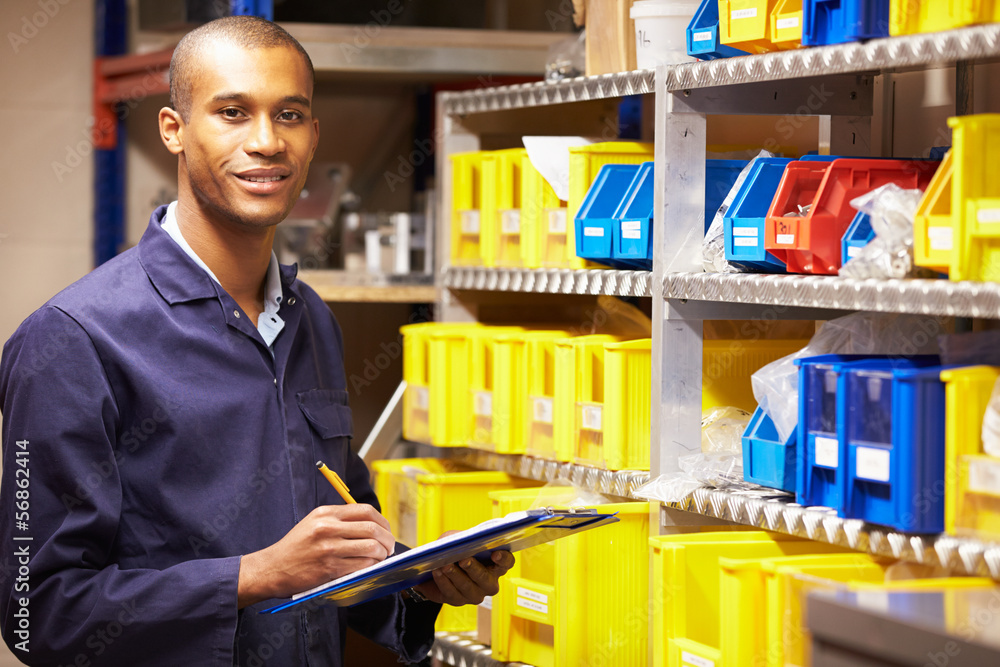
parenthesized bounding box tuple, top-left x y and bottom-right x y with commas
(400, 322, 438, 445)
(483, 148, 528, 268)
(567, 142, 654, 269)
(450, 151, 488, 266)
(426, 323, 484, 447)
(890, 0, 999, 36)
(648, 530, 847, 667)
(490, 489, 652, 667)
(539, 334, 624, 463)
(489, 329, 574, 455)
(719, 0, 803, 53)
(521, 156, 568, 269)
(949, 114, 1000, 283)
(523, 333, 567, 461)
(467, 326, 525, 449)
(407, 468, 540, 633)
(721, 552, 890, 667)
(575, 338, 653, 471)
(370, 457, 451, 541)
(914, 149, 954, 274)
(942, 365, 1000, 540)
(702, 338, 808, 413)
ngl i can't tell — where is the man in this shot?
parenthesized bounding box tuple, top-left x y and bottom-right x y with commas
(0, 16, 511, 666)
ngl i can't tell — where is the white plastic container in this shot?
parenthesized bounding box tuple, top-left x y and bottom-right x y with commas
(630, 0, 701, 68)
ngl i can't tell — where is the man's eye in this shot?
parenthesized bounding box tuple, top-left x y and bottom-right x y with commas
(279, 111, 302, 121)
(222, 108, 242, 118)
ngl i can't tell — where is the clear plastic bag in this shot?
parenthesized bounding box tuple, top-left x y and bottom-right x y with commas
(839, 183, 938, 280)
(702, 151, 776, 273)
(983, 377, 1000, 458)
(701, 406, 752, 453)
(751, 311, 946, 442)
(545, 31, 585, 83)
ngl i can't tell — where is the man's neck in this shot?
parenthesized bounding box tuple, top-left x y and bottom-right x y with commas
(174, 198, 275, 321)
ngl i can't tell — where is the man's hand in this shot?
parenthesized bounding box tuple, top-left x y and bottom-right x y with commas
(237, 504, 395, 608)
(411, 550, 515, 606)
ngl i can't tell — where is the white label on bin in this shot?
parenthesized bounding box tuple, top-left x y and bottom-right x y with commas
(480, 596, 493, 610)
(584, 226, 605, 237)
(461, 210, 481, 234)
(474, 390, 493, 416)
(815, 436, 839, 469)
(732, 7, 757, 19)
(413, 386, 430, 411)
(968, 458, 1000, 495)
(856, 446, 891, 483)
(777, 233, 795, 245)
(928, 227, 953, 251)
(517, 587, 548, 604)
(825, 370, 839, 393)
(548, 209, 567, 234)
(734, 238, 757, 247)
(977, 208, 1000, 224)
(681, 652, 715, 667)
(501, 209, 521, 234)
(693, 30, 713, 42)
(733, 226, 758, 237)
(581, 405, 603, 431)
(847, 245, 861, 258)
(533, 396, 554, 424)
(517, 597, 549, 615)
(622, 220, 643, 240)
(776, 17, 800, 29)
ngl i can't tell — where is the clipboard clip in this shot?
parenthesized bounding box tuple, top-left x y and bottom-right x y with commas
(527, 506, 600, 517)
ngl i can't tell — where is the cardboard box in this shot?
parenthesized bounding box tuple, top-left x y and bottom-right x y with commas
(585, 0, 637, 75)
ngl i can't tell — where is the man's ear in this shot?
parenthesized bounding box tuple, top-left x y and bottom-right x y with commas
(159, 107, 184, 155)
(310, 116, 320, 161)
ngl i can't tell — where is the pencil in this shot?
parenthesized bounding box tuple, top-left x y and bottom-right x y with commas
(316, 460, 357, 504)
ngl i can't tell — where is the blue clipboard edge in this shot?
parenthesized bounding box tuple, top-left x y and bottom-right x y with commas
(262, 508, 619, 614)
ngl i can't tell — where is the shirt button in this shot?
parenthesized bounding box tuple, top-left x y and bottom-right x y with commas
(234, 310, 241, 318)
(273, 378, 278, 386)
(288, 297, 296, 306)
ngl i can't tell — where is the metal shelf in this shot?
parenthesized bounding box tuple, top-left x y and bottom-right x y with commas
(456, 450, 649, 499)
(442, 69, 655, 115)
(443, 267, 653, 298)
(432, 633, 533, 667)
(664, 486, 1000, 580)
(665, 24, 1000, 90)
(663, 272, 1000, 319)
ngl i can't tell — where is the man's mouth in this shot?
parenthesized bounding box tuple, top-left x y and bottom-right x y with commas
(239, 175, 286, 183)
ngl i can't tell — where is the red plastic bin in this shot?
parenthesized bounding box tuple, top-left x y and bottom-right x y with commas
(765, 158, 939, 274)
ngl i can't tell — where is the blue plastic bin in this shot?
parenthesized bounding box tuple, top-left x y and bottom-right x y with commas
(705, 159, 750, 231)
(612, 162, 654, 270)
(687, 0, 750, 60)
(724, 157, 793, 272)
(795, 354, 875, 510)
(841, 361, 946, 533)
(803, 0, 890, 46)
(574, 164, 641, 269)
(742, 405, 798, 492)
(841, 211, 874, 265)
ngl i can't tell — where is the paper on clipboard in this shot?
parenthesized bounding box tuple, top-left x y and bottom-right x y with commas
(262, 508, 618, 613)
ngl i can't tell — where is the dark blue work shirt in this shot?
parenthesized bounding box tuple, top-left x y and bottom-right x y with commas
(0, 206, 439, 665)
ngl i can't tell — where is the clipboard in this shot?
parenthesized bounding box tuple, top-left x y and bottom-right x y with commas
(262, 507, 618, 613)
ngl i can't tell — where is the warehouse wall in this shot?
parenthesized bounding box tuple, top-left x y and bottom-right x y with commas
(0, 0, 95, 348)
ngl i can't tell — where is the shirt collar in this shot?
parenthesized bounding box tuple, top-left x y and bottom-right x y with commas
(139, 204, 300, 305)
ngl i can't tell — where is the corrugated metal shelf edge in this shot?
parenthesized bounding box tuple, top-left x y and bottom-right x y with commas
(665, 24, 1000, 90)
(432, 632, 534, 667)
(442, 69, 656, 114)
(455, 450, 649, 499)
(443, 267, 653, 297)
(663, 271, 1000, 319)
(664, 486, 1000, 580)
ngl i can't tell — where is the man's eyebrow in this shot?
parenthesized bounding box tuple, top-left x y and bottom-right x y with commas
(209, 93, 311, 108)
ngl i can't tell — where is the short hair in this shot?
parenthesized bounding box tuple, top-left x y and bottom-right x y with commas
(168, 16, 315, 122)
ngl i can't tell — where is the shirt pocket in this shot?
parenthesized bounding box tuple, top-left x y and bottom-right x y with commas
(296, 388, 353, 440)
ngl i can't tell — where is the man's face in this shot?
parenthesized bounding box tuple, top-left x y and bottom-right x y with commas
(177, 41, 318, 230)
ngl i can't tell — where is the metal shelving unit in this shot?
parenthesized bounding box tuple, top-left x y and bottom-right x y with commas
(429, 23, 1000, 667)
(443, 267, 652, 297)
(432, 633, 532, 667)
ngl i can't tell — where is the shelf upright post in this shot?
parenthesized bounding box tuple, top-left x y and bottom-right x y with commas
(651, 65, 707, 481)
(436, 93, 482, 323)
